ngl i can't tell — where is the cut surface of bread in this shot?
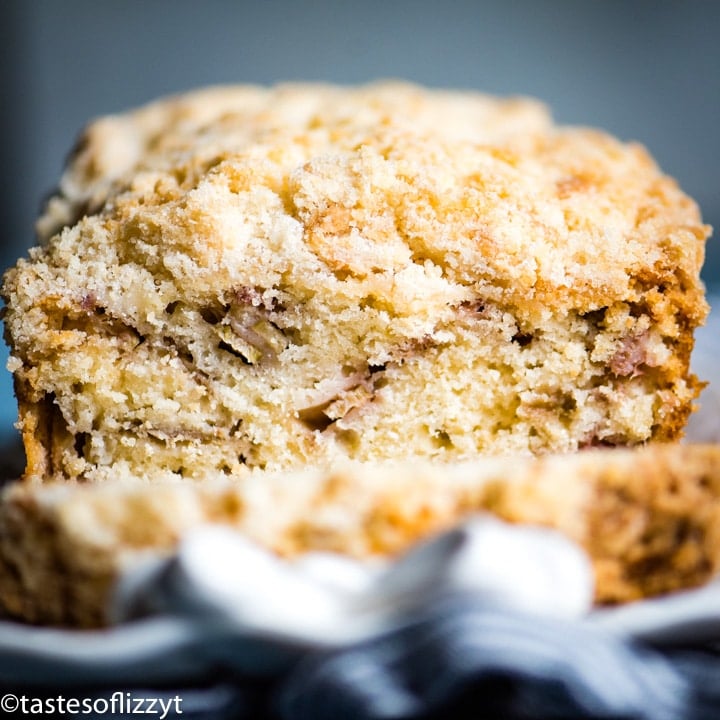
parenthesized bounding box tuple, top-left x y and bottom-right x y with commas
(0, 444, 719, 628)
(0, 82, 710, 483)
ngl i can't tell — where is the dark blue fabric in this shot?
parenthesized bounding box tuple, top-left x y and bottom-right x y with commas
(277, 594, 719, 720)
(6, 595, 720, 720)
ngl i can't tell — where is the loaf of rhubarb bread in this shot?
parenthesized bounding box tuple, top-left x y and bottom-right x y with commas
(1, 82, 711, 483)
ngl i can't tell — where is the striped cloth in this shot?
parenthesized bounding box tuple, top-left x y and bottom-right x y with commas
(8, 594, 720, 720)
(277, 593, 720, 720)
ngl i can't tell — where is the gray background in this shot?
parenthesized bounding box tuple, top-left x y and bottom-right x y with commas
(1, 0, 719, 447)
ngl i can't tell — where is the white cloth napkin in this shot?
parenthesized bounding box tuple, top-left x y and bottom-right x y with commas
(114, 517, 594, 649)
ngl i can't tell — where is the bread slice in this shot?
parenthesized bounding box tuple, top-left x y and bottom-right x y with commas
(1, 444, 719, 628)
(1, 82, 710, 484)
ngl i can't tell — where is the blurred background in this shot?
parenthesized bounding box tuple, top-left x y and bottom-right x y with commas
(1, 0, 718, 456)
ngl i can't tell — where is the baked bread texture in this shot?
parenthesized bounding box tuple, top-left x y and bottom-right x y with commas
(1, 444, 719, 627)
(1, 82, 711, 483)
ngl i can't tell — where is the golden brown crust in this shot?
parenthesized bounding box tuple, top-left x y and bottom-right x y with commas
(1, 82, 711, 482)
(1, 444, 719, 627)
